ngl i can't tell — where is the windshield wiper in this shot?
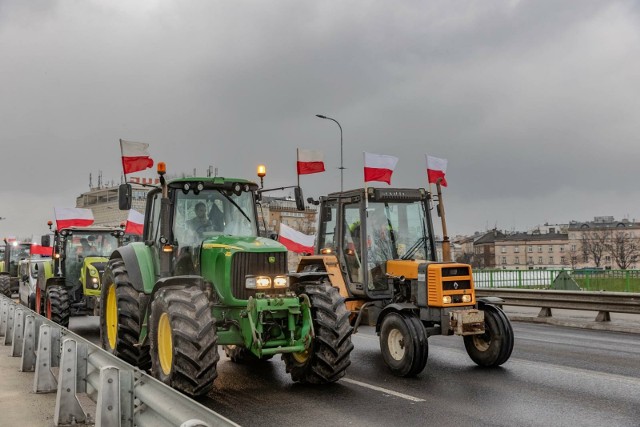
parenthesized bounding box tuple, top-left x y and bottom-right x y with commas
(215, 190, 251, 223)
(401, 236, 426, 260)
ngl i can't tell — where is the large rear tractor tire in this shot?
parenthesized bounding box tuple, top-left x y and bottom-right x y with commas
(150, 286, 219, 397)
(463, 304, 514, 367)
(100, 258, 151, 370)
(283, 281, 353, 384)
(379, 311, 428, 377)
(0, 275, 10, 297)
(45, 285, 70, 328)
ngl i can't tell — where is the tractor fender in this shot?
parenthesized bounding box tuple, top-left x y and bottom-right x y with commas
(111, 243, 155, 293)
(476, 296, 504, 308)
(0, 271, 8, 277)
(375, 303, 419, 333)
(45, 276, 66, 288)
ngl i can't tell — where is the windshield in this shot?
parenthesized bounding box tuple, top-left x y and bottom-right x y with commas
(365, 201, 432, 263)
(173, 188, 257, 245)
(64, 232, 118, 258)
(10, 244, 31, 262)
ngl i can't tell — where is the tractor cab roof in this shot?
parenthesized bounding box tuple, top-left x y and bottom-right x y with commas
(325, 187, 428, 203)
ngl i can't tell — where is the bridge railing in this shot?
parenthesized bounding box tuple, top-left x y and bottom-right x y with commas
(0, 295, 238, 427)
(473, 269, 640, 292)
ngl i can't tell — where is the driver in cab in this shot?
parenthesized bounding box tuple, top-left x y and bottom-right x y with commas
(187, 202, 211, 234)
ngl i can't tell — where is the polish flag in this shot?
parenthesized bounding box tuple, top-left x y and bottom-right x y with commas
(54, 207, 94, 230)
(297, 149, 325, 175)
(426, 155, 448, 187)
(278, 223, 315, 254)
(30, 235, 53, 257)
(120, 139, 154, 175)
(363, 152, 399, 184)
(125, 209, 144, 236)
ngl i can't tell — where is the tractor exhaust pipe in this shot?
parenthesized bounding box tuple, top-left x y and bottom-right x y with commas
(436, 179, 451, 262)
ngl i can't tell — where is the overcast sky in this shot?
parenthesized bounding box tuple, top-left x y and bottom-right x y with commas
(2, 1, 640, 240)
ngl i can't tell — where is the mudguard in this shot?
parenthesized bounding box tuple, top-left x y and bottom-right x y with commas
(111, 243, 156, 293)
(476, 296, 504, 308)
(375, 302, 419, 332)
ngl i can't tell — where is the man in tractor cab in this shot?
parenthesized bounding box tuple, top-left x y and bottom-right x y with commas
(187, 202, 211, 234)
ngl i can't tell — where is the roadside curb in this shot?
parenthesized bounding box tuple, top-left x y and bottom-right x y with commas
(508, 315, 640, 334)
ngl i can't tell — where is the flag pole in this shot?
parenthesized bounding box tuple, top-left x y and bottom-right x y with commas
(296, 148, 300, 188)
(363, 152, 369, 216)
(119, 139, 128, 183)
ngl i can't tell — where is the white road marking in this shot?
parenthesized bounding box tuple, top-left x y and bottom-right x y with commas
(342, 378, 426, 402)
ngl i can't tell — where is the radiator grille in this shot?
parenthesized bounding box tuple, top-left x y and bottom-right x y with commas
(231, 252, 288, 300)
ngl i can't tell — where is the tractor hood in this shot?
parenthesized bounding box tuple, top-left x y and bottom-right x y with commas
(201, 235, 286, 253)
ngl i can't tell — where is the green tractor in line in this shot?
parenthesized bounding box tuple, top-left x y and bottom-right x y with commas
(100, 162, 353, 396)
(36, 225, 125, 327)
(1, 239, 32, 297)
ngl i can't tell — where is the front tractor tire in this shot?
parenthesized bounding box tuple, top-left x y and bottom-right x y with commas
(463, 304, 514, 367)
(379, 311, 428, 377)
(284, 281, 354, 384)
(0, 275, 11, 297)
(150, 286, 219, 397)
(45, 285, 70, 328)
(100, 259, 151, 370)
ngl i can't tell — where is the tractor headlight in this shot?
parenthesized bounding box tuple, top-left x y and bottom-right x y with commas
(442, 296, 452, 304)
(462, 294, 472, 303)
(245, 275, 271, 289)
(92, 277, 99, 289)
(273, 276, 289, 288)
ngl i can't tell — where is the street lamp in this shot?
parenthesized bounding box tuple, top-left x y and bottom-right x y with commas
(315, 114, 344, 192)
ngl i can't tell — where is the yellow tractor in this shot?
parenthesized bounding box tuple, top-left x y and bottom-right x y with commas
(296, 186, 513, 376)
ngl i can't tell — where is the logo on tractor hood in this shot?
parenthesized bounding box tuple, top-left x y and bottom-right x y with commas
(268, 256, 276, 264)
(453, 282, 459, 289)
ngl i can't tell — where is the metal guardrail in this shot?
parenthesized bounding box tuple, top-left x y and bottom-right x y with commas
(476, 288, 640, 322)
(0, 295, 239, 427)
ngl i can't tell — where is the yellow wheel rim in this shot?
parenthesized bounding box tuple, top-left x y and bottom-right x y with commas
(292, 348, 310, 364)
(106, 285, 118, 350)
(158, 312, 173, 376)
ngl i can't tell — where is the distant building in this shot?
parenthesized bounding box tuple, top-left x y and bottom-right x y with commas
(75, 179, 151, 227)
(258, 196, 317, 271)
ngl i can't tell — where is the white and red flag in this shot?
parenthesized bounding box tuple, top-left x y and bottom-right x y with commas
(363, 152, 399, 185)
(54, 207, 94, 230)
(426, 155, 448, 187)
(30, 235, 53, 256)
(125, 209, 144, 236)
(297, 149, 325, 175)
(278, 223, 315, 254)
(120, 139, 154, 175)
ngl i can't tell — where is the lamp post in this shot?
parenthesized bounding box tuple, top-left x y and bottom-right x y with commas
(315, 114, 344, 192)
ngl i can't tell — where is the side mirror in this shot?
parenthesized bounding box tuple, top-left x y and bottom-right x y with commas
(41, 235, 51, 247)
(294, 187, 305, 211)
(119, 184, 132, 210)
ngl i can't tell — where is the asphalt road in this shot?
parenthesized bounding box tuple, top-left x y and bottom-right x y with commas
(70, 318, 640, 427)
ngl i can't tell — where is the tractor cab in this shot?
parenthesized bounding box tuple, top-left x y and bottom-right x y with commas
(0, 240, 32, 297)
(133, 178, 261, 278)
(315, 187, 436, 299)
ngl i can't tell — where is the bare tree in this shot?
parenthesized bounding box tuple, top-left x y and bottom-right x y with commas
(605, 231, 640, 270)
(580, 230, 609, 267)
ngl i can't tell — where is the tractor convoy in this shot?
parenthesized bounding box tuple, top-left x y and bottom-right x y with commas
(2, 160, 514, 398)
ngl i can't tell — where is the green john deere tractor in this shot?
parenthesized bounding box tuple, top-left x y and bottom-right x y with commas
(36, 226, 125, 326)
(100, 163, 353, 396)
(1, 239, 32, 297)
